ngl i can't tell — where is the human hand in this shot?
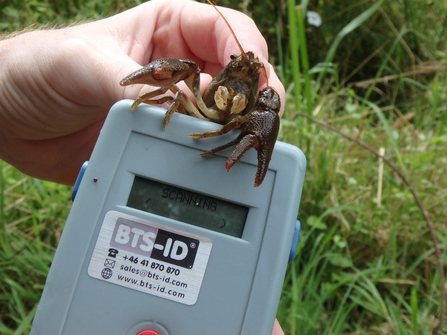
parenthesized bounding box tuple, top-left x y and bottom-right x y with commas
(0, 0, 285, 185)
(273, 318, 285, 335)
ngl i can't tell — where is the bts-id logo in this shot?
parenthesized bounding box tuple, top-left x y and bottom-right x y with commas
(110, 217, 199, 269)
(151, 229, 199, 269)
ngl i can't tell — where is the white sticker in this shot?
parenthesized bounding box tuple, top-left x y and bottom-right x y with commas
(88, 210, 212, 305)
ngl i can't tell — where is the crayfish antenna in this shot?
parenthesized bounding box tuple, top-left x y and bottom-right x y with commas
(261, 66, 269, 87)
(206, 0, 246, 57)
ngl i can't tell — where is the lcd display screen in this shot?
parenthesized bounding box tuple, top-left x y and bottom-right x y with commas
(127, 176, 248, 238)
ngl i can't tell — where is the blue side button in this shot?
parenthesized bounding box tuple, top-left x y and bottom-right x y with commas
(71, 161, 89, 201)
(288, 220, 301, 263)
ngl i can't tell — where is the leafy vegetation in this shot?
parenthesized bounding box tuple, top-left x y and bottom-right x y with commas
(1, 0, 446, 334)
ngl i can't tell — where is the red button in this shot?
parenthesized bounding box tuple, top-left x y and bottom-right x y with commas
(137, 331, 159, 335)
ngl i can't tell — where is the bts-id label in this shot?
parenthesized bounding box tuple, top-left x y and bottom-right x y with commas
(88, 210, 212, 305)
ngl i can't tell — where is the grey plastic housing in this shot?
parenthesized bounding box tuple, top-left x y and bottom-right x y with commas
(30, 100, 306, 335)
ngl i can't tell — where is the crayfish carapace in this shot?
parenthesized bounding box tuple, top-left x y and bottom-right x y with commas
(120, 0, 280, 187)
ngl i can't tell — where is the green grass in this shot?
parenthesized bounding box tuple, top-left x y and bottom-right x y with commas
(1, 0, 447, 334)
(0, 163, 71, 333)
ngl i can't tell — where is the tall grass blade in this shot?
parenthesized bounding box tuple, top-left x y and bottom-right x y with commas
(295, 4, 312, 114)
(316, 0, 384, 88)
(287, 0, 301, 111)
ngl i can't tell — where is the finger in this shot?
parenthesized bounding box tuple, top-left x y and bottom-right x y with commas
(180, 2, 268, 72)
(179, 2, 285, 116)
(272, 319, 285, 335)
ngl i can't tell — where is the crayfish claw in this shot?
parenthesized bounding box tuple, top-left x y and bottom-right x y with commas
(226, 134, 258, 170)
(226, 132, 273, 187)
(194, 87, 281, 187)
(253, 138, 271, 187)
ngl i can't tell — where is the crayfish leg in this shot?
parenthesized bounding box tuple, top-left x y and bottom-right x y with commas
(184, 75, 226, 122)
(198, 133, 264, 187)
(130, 86, 172, 110)
(197, 137, 240, 157)
(189, 114, 250, 139)
(132, 96, 173, 111)
(130, 85, 210, 129)
(189, 119, 239, 139)
(168, 86, 209, 123)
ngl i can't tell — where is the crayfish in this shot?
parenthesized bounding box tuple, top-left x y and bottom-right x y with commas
(120, 0, 280, 187)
